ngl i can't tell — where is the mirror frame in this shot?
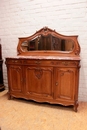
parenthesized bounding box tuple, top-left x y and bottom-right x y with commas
(17, 27, 80, 57)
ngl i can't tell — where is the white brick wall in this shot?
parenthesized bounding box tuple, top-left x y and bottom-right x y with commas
(0, 0, 87, 101)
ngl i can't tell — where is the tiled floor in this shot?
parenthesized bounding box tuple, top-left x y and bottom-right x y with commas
(0, 90, 87, 130)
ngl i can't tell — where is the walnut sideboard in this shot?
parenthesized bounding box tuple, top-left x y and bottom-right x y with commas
(5, 27, 81, 111)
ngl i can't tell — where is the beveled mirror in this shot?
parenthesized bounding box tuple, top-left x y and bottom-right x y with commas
(17, 27, 80, 56)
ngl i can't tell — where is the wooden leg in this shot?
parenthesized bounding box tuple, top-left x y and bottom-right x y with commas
(74, 101, 78, 112)
(8, 93, 14, 100)
(8, 93, 11, 100)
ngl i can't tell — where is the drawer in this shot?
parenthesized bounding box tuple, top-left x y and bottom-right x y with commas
(57, 61, 79, 67)
(6, 59, 23, 64)
(49, 60, 79, 67)
(22, 59, 52, 66)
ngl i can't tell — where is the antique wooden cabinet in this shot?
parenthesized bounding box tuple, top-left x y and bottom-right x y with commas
(0, 44, 4, 91)
(5, 27, 80, 111)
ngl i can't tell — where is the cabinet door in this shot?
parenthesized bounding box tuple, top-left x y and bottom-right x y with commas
(54, 68, 76, 103)
(8, 65, 23, 93)
(24, 66, 53, 99)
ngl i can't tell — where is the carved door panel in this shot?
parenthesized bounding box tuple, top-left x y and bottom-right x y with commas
(54, 68, 76, 102)
(24, 66, 53, 99)
(8, 65, 23, 93)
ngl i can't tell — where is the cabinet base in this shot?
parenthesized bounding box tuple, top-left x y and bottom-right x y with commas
(8, 93, 78, 112)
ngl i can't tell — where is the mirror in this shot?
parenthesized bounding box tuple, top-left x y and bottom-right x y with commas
(21, 34, 74, 52)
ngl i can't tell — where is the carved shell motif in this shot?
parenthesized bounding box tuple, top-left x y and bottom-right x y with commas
(34, 68, 43, 79)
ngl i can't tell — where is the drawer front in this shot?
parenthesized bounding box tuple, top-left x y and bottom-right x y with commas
(6, 59, 23, 64)
(56, 61, 79, 67)
(22, 59, 51, 66)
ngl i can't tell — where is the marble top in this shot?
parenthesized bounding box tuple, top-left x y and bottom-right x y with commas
(6, 55, 81, 61)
